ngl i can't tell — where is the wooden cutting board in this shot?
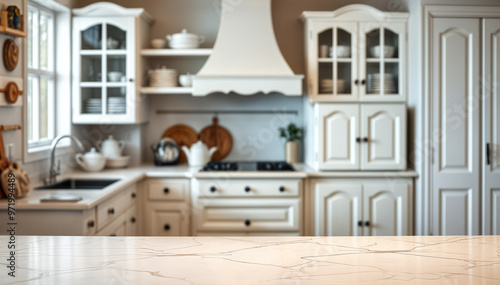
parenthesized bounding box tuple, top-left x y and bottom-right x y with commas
(199, 117, 233, 161)
(162, 124, 198, 163)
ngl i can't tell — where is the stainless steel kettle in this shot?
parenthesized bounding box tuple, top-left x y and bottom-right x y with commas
(151, 138, 180, 165)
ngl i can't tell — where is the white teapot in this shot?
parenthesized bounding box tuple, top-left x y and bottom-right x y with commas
(96, 135, 125, 158)
(181, 140, 217, 167)
(75, 148, 106, 172)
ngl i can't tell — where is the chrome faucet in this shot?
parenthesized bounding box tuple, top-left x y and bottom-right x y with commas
(46, 135, 85, 185)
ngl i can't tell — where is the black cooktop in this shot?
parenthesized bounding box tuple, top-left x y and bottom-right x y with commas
(202, 161, 295, 171)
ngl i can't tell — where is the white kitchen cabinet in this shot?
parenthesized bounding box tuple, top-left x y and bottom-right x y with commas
(97, 205, 138, 237)
(72, 3, 152, 124)
(310, 178, 413, 236)
(191, 178, 303, 236)
(143, 179, 190, 236)
(316, 103, 406, 171)
(301, 5, 408, 102)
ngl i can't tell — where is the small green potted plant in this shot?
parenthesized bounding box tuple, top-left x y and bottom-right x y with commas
(279, 123, 302, 164)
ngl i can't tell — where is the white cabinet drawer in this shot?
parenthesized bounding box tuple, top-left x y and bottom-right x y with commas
(150, 211, 183, 236)
(147, 179, 189, 202)
(197, 179, 301, 197)
(96, 185, 137, 230)
(194, 199, 300, 232)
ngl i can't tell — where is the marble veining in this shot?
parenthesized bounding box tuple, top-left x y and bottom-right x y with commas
(0, 235, 498, 284)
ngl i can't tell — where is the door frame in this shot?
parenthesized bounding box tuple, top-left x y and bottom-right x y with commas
(422, 5, 500, 235)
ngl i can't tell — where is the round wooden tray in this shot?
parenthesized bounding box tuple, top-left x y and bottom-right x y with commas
(3, 39, 19, 71)
(162, 124, 198, 163)
(199, 117, 233, 161)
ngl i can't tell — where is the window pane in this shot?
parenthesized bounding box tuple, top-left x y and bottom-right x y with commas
(40, 11, 53, 70)
(27, 8, 36, 68)
(27, 76, 34, 142)
(39, 77, 48, 139)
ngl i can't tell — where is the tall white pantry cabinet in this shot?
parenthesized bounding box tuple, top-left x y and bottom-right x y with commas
(425, 6, 500, 235)
(302, 5, 413, 236)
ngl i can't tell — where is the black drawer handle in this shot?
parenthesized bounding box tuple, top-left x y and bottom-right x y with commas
(244, 186, 251, 193)
(87, 220, 95, 228)
(279, 186, 285, 192)
(486, 143, 491, 165)
(164, 188, 170, 194)
(110, 234, 117, 237)
(363, 137, 369, 143)
(361, 79, 366, 85)
(358, 221, 362, 227)
(354, 79, 359, 85)
(210, 186, 216, 193)
(131, 193, 136, 199)
(244, 220, 251, 227)
(356, 137, 361, 143)
(164, 224, 171, 231)
(130, 217, 136, 223)
(108, 208, 115, 215)
(365, 221, 370, 227)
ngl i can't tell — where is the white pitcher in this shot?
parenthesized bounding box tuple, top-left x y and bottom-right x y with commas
(96, 135, 125, 158)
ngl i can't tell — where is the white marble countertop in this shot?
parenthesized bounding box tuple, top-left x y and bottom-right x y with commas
(0, 163, 417, 210)
(0, 235, 497, 284)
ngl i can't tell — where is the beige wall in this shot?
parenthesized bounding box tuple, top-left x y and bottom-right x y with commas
(75, 0, 402, 74)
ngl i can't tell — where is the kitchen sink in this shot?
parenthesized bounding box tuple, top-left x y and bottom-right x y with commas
(35, 179, 120, 190)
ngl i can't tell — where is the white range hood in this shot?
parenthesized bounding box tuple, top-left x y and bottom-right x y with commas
(193, 0, 303, 96)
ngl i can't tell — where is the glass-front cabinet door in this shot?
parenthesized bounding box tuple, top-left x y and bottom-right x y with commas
(310, 21, 358, 101)
(73, 17, 135, 123)
(359, 23, 406, 102)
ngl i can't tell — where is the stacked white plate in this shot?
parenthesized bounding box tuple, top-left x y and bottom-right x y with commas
(319, 79, 345, 93)
(84, 98, 102, 114)
(149, 67, 178, 87)
(367, 73, 397, 94)
(107, 97, 126, 114)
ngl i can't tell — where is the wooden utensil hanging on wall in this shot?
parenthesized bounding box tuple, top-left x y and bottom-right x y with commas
(0, 125, 22, 199)
(3, 39, 19, 71)
(199, 117, 233, 161)
(0, 82, 23, 104)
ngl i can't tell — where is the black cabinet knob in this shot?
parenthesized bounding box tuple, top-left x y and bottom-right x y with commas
(244, 186, 251, 192)
(358, 221, 362, 227)
(363, 137, 369, 143)
(354, 79, 359, 85)
(87, 220, 95, 228)
(279, 186, 285, 192)
(129, 78, 134, 82)
(244, 220, 251, 226)
(164, 188, 170, 194)
(210, 186, 216, 193)
(131, 193, 136, 199)
(356, 137, 361, 143)
(164, 224, 171, 231)
(130, 217, 136, 223)
(108, 208, 115, 215)
(365, 221, 370, 227)
(361, 79, 366, 85)
(110, 234, 117, 237)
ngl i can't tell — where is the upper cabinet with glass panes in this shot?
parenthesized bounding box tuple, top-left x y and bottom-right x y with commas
(72, 3, 152, 124)
(301, 5, 408, 102)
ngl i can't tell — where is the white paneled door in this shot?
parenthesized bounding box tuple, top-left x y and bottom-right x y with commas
(484, 19, 500, 235)
(360, 104, 406, 170)
(317, 104, 359, 170)
(314, 182, 362, 236)
(431, 18, 480, 235)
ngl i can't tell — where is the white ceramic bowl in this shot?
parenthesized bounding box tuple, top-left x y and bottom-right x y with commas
(336, 45, 351, 58)
(151, 38, 166, 49)
(106, 156, 131, 168)
(370, 45, 396, 58)
(108, 71, 123, 82)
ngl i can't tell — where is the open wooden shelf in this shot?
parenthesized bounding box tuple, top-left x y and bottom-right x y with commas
(140, 87, 193, 94)
(141, 49, 212, 57)
(0, 26, 26, 38)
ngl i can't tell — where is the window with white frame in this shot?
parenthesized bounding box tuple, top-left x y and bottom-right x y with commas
(27, 2, 55, 150)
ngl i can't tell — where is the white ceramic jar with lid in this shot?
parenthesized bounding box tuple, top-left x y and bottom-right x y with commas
(96, 135, 125, 158)
(166, 29, 204, 49)
(75, 148, 106, 172)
